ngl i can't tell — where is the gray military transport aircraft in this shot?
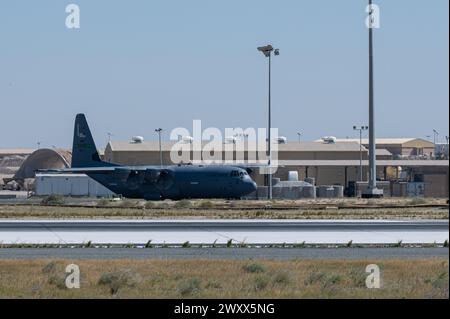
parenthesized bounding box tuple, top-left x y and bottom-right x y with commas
(51, 114, 257, 200)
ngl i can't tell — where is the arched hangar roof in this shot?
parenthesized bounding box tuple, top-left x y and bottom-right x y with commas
(13, 149, 72, 180)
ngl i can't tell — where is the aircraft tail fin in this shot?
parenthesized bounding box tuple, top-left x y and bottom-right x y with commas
(72, 114, 116, 168)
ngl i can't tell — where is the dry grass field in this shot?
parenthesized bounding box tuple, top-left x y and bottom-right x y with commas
(0, 259, 447, 299)
(0, 197, 448, 220)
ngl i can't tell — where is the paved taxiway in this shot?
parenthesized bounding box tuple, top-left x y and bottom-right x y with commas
(0, 247, 448, 260)
(1, 220, 447, 231)
(0, 219, 447, 244)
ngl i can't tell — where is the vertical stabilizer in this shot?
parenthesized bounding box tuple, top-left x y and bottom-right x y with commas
(71, 114, 112, 168)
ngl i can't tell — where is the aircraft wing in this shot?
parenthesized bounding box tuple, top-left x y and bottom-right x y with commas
(36, 167, 174, 189)
(37, 167, 117, 174)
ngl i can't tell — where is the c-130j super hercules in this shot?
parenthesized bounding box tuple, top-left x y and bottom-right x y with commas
(50, 114, 257, 200)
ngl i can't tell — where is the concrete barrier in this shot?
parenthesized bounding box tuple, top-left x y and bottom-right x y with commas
(317, 185, 344, 198)
(246, 184, 316, 200)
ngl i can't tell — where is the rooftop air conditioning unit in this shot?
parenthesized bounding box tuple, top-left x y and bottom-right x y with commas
(131, 136, 144, 143)
(224, 136, 237, 144)
(275, 136, 287, 144)
(321, 136, 337, 144)
(182, 136, 194, 144)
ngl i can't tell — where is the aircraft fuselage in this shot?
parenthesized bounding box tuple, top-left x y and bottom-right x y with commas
(87, 164, 257, 200)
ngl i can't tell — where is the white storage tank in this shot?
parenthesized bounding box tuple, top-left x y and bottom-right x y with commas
(288, 171, 299, 182)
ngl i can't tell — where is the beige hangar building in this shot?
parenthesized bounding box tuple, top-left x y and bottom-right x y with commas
(103, 139, 449, 197)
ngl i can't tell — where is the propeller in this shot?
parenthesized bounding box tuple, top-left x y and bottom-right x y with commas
(156, 169, 174, 190)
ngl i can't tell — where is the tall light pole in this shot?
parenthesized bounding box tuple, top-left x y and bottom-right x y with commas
(155, 128, 163, 167)
(258, 44, 279, 200)
(433, 129, 439, 145)
(445, 136, 449, 160)
(353, 125, 369, 182)
(432, 129, 439, 159)
(297, 132, 302, 143)
(37, 141, 41, 150)
(363, 0, 383, 198)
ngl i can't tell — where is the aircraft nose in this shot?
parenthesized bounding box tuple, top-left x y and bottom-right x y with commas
(247, 180, 257, 193)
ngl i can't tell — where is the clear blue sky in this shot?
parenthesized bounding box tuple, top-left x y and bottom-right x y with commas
(0, 0, 448, 148)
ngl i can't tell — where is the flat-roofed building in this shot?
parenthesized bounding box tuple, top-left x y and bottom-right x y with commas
(105, 141, 367, 164)
(329, 138, 435, 159)
(0, 148, 36, 167)
(0, 149, 35, 157)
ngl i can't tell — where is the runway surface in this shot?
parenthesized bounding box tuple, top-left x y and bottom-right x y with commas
(1, 219, 448, 231)
(0, 219, 448, 244)
(0, 247, 447, 260)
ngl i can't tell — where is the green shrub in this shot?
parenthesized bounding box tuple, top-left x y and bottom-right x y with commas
(324, 274, 343, 287)
(409, 198, 427, 205)
(144, 201, 155, 209)
(97, 198, 111, 207)
(41, 195, 64, 206)
(157, 202, 170, 209)
(98, 270, 139, 295)
(205, 280, 222, 289)
(305, 271, 343, 288)
(304, 272, 326, 286)
(198, 200, 214, 209)
(42, 261, 58, 274)
(273, 271, 291, 285)
(42, 261, 67, 289)
(254, 276, 270, 291)
(119, 199, 141, 208)
(48, 274, 67, 289)
(426, 271, 449, 289)
(243, 263, 266, 274)
(348, 269, 367, 288)
(179, 278, 201, 296)
(175, 200, 192, 209)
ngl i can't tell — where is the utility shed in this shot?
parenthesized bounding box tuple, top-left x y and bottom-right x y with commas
(35, 174, 115, 197)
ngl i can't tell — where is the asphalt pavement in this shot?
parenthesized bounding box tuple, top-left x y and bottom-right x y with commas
(0, 247, 447, 260)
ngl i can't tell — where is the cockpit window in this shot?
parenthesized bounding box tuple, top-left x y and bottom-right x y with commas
(231, 170, 248, 177)
(231, 170, 239, 177)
